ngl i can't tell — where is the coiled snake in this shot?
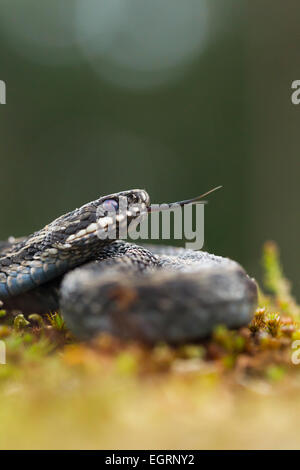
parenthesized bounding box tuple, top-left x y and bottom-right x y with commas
(0, 189, 257, 343)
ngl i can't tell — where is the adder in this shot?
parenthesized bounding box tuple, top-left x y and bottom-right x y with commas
(0, 188, 257, 343)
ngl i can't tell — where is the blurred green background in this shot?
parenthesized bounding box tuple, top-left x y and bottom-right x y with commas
(0, 0, 298, 296)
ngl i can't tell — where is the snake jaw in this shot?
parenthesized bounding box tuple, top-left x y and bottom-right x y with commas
(47, 186, 222, 249)
(45, 189, 151, 249)
(0, 189, 152, 299)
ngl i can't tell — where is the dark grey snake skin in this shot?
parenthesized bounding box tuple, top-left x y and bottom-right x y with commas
(0, 189, 257, 344)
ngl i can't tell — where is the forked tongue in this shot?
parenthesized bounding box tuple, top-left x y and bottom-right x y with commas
(148, 186, 222, 213)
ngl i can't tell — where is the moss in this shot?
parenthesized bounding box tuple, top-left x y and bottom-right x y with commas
(0, 241, 299, 449)
(13, 314, 30, 330)
(0, 325, 11, 338)
(178, 344, 205, 359)
(47, 312, 66, 331)
(28, 314, 44, 327)
(249, 308, 266, 333)
(262, 241, 300, 319)
(266, 365, 286, 382)
(115, 351, 139, 376)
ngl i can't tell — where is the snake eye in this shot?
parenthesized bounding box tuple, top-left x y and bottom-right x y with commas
(102, 199, 119, 212)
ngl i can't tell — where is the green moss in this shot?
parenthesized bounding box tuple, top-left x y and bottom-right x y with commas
(179, 344, 205, 359)
(13, 314, 30, 330)
(249, 308, 266, 333)
(47, 312, 66, 331)
(213, 325, 246, 354)
(0, 325, 11, 338)
(0, 242, 298, 449)
(265, 313, 281, 337)
(28, 314, 44, 327)
(115, 351, 139, 376)
(262, 241, 300, 319)
(262, 241, 286, 296)
(266, 365, 286, 382)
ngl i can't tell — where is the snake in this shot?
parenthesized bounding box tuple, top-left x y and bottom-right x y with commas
(0, 189, 257, 344)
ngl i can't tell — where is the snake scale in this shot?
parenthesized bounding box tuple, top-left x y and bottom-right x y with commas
(0, 189, 257, 344)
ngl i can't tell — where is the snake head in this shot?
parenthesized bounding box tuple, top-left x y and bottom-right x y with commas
(47, 189, 150, 250)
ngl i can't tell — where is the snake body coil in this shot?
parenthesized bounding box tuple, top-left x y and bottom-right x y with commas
(0, 189, 257, 343)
